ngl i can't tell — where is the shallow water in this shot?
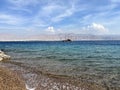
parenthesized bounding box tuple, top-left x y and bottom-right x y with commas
(0, 41, 120, 90)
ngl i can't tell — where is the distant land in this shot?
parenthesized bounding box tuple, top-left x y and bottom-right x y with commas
(0, 34, 120, 41)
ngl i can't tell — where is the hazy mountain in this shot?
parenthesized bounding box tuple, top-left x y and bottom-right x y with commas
(0, 34, 120, 41)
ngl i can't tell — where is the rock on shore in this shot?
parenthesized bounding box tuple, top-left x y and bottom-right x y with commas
(0, 50, 10, 61)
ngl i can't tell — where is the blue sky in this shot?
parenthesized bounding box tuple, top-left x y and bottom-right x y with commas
(0, 0, 120, 40)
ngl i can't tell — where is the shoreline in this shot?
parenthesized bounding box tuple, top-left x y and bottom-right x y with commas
(1, 62, 107, 90)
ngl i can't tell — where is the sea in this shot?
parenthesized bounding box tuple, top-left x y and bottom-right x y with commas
(0, 41, 120, 90)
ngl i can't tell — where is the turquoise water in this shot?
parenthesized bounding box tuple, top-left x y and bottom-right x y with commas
(0, 41, 120, 89)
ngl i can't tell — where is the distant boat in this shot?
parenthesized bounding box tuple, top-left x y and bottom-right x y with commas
(62, 39, 72, 42)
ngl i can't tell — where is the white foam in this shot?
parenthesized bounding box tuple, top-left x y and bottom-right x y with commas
(25, 84, 36, 90)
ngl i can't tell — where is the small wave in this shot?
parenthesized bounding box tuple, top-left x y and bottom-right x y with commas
(25, 84, 36, 90)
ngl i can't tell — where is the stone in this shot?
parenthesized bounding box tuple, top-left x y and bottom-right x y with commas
(0, 50, 10, 61)
(0, 57, 3, 61)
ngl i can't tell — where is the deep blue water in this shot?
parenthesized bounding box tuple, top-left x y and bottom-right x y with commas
(0, 41, 120, 88)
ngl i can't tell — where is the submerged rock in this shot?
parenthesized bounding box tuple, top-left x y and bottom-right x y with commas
(0, 50, 10, 61)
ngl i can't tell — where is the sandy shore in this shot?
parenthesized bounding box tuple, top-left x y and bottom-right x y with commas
(0, 66, 26, 90)
(0, 61, 117, 90)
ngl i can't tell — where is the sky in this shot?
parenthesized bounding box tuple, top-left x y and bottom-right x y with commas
(0, 0, 120, 40)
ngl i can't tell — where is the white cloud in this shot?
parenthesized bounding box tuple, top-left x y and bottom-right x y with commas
(41, 4, 62, 16)
(45, 26, 63, 34)
(89, 23, 108, 32)
(50, 0, 85, 22)
(7, 0, 81, 28)
(46, 26, 55, 33)
(8, 0, 39, 7)
(8, 0, 39, 13)
(84, 23, 109, 34)
(0, 13, 22, 25)
(52, 4, 76, 22)
(10, 6, 32, 13)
